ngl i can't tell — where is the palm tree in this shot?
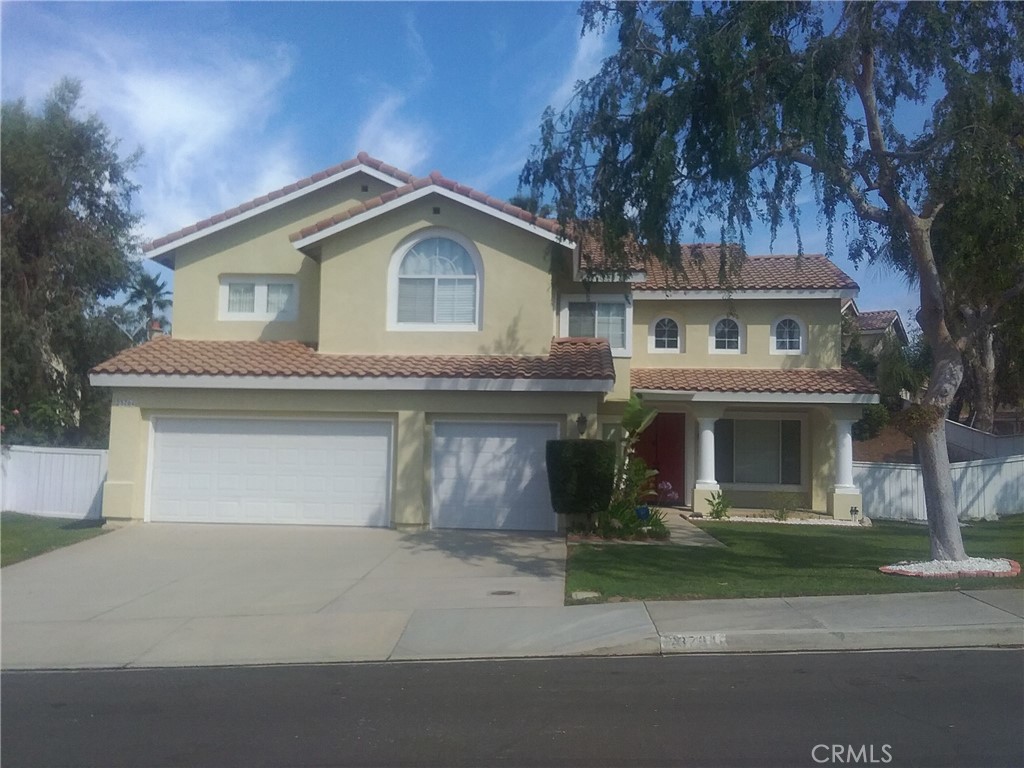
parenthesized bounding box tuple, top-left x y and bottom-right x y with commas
(126, 271, 172, 342)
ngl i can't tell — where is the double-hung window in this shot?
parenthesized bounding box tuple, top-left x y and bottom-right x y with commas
(772, 317, 804, 354)
(392, 235, 480, 329)
(565, 298, 629, 355)
(220, 277, 298, 321)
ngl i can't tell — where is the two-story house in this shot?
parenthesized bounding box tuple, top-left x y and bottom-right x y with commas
(91, 153, 877, 531)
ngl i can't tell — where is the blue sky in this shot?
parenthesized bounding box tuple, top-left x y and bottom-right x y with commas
(2, 1, 919, 322)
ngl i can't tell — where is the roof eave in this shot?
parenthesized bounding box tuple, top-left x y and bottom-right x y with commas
(142, 164, 408, 261)
(632, 388, 879, 404)
(290, 186, 576, 251)
(90, 371, 613, 393)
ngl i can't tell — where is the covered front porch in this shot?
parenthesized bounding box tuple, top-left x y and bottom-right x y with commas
(605, 367, 879, 520)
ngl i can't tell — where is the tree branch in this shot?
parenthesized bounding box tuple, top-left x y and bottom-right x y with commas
(790, 151, 889, 224)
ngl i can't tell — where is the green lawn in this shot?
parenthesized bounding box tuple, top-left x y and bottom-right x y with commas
(1, 512, 107, 567)
(566, 517, 1023, 602)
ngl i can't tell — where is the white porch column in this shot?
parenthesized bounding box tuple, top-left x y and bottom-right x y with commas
(695, 417, 719, 487)
(834, 418, 856, 490)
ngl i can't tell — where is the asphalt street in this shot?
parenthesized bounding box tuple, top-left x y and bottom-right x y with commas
(2, 649, 1021, 768)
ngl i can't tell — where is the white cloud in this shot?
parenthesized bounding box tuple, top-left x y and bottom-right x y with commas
(548, 29, 611, 111)
(353, 93, 432, 174)
(2, 8, 302, 244)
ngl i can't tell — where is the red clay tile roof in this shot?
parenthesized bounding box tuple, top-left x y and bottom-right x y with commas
(91, 336, 614, 382)
(577, 236, 857, 291)
(290, 170, 565, 244)
(636, 254, 857, 291)
(853, 309, 900, 332)
(631, 367, 877, 395)
(142, 152, 416, 253)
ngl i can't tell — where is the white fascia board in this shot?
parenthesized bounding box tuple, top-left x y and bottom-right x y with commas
(577, 270, 647, 284)
(144, 165, 406, 261)
(633, 288, 858, 301)
(90, 372, 614, 393)
(291, 186, 576, 250)
(632, 389, 879, 405)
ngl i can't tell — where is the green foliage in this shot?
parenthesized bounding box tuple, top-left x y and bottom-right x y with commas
(126, 271, 172, 340)
(1, 78, 141, 447)
(545, 439, 616, 521)
(766, 492, 800, 522)
(852, 403, 890, 442)
(706, 491, 731, 521)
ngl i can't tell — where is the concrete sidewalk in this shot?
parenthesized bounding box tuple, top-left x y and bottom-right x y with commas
(4, 588, 1020, 670)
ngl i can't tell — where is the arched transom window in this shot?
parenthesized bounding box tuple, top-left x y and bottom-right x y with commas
(396, 237, 479, 325)
(714, 318, 740, 351)
(654, 318, 680, 350)
(774, 317, 802, 352)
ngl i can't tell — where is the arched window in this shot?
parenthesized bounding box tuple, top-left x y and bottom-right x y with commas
(391, 233, 481, 328)
(772, 317, 804, 354)
(650, 317, 680, 352)
(714, 318, 740, 351)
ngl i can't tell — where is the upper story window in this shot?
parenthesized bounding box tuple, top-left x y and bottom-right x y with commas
(648, 316, 681, 353)
(561, 295, 632, 356)
(772, 316, 805, 355)
(711, 317, 742, 353)
(219, 276, 298, 321)
(388, 230, 483, 331)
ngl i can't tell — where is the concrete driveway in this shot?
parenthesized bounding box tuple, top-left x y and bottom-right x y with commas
(1, 522, 566, 669)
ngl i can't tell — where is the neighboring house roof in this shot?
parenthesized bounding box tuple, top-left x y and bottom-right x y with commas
(90, 336, 615, 391)
(631, 367, 877, 397)
(288, 170, 567, 249)
(848, 309, 909, 346)
(143, 152, 416, 260)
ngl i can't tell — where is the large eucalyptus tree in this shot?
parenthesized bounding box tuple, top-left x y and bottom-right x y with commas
(522, 1, 1024, 560)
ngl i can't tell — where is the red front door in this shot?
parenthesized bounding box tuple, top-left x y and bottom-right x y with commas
(634, 412, 685, 504)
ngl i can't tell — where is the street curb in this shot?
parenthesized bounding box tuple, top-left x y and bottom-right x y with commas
(657, 625, 1024, 654)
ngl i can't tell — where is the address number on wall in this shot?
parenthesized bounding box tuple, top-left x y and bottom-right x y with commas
(114, 399, 136, 407)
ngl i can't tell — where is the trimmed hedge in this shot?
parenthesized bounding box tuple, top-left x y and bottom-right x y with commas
(546, 439, 616, 517)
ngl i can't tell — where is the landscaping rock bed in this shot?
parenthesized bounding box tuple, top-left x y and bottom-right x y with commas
(879, 558, 1021, 579)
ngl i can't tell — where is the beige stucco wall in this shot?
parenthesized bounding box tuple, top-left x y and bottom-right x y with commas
(316, 195, 561, 356)
(101, 386, 601, 526)
(630, 298, 842, 369)
(169, 173, 397, 343)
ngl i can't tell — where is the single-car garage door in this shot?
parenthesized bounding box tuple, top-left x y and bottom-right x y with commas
(150, 418, 391, 526)
(432, 421, 558, 531)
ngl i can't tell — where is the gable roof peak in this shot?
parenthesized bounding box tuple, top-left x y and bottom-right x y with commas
(143, 152, 417, 260)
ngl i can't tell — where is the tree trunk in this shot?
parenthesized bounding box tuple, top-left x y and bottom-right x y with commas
(915, 419, 967, 560)
(972, 330, 997, 433)
(905, 218, 969, 561)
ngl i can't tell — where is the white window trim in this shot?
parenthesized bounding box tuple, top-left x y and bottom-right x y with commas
(717, 412, 809, 491)
(218, 275, 299, 322)
(770, 315, 806, 356)
(648, 315, 683, 354)
(709, 315, 744, 355)
(386, 227, 484, 332)
(558, 293, 633, 358)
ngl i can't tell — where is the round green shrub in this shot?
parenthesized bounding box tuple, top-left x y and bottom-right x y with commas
(545, 439, 616, 517)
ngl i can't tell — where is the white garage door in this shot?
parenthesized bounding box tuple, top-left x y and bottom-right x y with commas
(150, 418, 391, 526)
(432, 421, 558, 531)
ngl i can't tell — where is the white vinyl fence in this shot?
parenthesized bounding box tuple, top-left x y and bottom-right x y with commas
(853, 455, 1024, 522)
(1, 445, 108, 520)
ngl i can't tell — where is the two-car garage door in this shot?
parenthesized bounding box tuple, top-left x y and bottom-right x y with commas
(149, 417, 557, 531)
(150, 418, 392, 527)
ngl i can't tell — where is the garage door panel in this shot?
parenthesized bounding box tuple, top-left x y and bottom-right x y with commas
(151, 418, 391, 527)
(432, 422, 557, 531)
